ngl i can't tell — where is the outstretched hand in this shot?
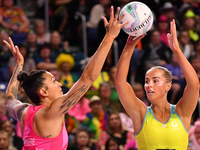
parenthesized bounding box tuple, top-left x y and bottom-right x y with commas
(126, 34, 146, 47)
(167, 19, 180, 52)
(102, 6, 128, 39)
(3, 37, 24, 64)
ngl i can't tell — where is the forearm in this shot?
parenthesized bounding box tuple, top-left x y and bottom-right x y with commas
(174, 48, 199, 87)
(81, 34, 114, 81)
(5, 63, 23, 106)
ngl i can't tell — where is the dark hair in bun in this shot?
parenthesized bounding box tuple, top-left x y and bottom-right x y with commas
(17, 71, 29, 87)
(17, 70, 46, 105)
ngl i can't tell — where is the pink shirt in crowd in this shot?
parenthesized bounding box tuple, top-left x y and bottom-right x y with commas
(22, 105, 68, 150)
(67, 97, 91, 122)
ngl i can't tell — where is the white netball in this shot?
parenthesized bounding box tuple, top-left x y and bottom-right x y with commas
(119, 1, 153, 36)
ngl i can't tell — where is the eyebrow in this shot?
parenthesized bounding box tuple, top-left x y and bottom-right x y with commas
(145, 77, 161, 80)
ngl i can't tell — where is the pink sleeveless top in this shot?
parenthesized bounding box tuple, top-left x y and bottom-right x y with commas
(22, 105, 68, 150)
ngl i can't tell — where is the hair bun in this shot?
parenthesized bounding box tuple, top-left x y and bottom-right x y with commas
(17, 71, 29, 85)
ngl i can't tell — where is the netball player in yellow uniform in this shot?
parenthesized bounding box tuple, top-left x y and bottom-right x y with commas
(115, 20, 199, 150)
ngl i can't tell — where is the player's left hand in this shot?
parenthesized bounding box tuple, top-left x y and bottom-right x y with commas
(167, 19, 180, 52)
(3, 37, 24, 65)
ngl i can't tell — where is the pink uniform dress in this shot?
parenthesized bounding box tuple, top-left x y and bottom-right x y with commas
(22, 105, 68, 150)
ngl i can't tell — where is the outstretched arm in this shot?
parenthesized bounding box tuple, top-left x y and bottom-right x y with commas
(46, 6, 128, 118)
(3, 38, 31, 122)
(115, 35, 146, 133)
(168, 20, 199, 126)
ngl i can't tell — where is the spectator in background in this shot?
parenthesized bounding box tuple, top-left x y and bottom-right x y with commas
(157, 14, 170, 46)
(99, 82, 122, 114)
(189, 119, 200, 150)
(60, 40, 85, 72)
(0, 30, 12, 81)
(190, 39, 200, 59)
(0, 120, 23, 150)
(33, 43, 57, 70)
(190, 56, 200, 79)
(8, 44, 36, 74)
(165, 53, 184, 104)
(56, 53, 79, 89)
(160, 2, 179, 30)
(132, 83, 150, 106)
(82, 95, 108, 143)
(181, 9, 199, 43)
(34, 19, 51, 44)
(50, 31, 66, 60)
(96, 112, 136, 150)
(68, 129, 96, 150)
(178, 30, 194, 60)
(0, 0, 30, 44)
(105, 137, 120, 150)
(0, 130, 16, 150)
(23, 30, 40, 58)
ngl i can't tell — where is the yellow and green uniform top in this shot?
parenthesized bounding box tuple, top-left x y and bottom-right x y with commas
(135, 105, 188, 150)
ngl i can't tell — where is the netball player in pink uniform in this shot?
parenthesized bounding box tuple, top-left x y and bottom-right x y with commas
(3, 6, 128, 150)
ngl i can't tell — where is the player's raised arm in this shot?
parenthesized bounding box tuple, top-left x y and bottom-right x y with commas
(45, 6, 129, 118)
(3, 38, 30, 122)
(167, 20, 199, 122)
(115, 35, 146, 133)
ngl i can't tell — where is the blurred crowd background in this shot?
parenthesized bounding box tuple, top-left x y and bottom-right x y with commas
(1, 0, 200, 150)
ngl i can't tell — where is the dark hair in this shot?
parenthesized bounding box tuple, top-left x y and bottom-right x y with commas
(128, 148, 138, 150)
(149, 29, 160, 38)
(70, 128, 89, 146)
(17, 70, 46, 105)
(105, 137, 119, 150)
(18, 43, 30, 58)
(0, 120, 13, 130)
(74, 128, 89, 142)
(38, 43, 51, 54)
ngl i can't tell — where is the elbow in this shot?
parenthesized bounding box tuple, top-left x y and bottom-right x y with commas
(188, 80, 199, 92)
(192, 77, 199, 89)
(80, 73, 96, 83)
(81, 68, 100, 82)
